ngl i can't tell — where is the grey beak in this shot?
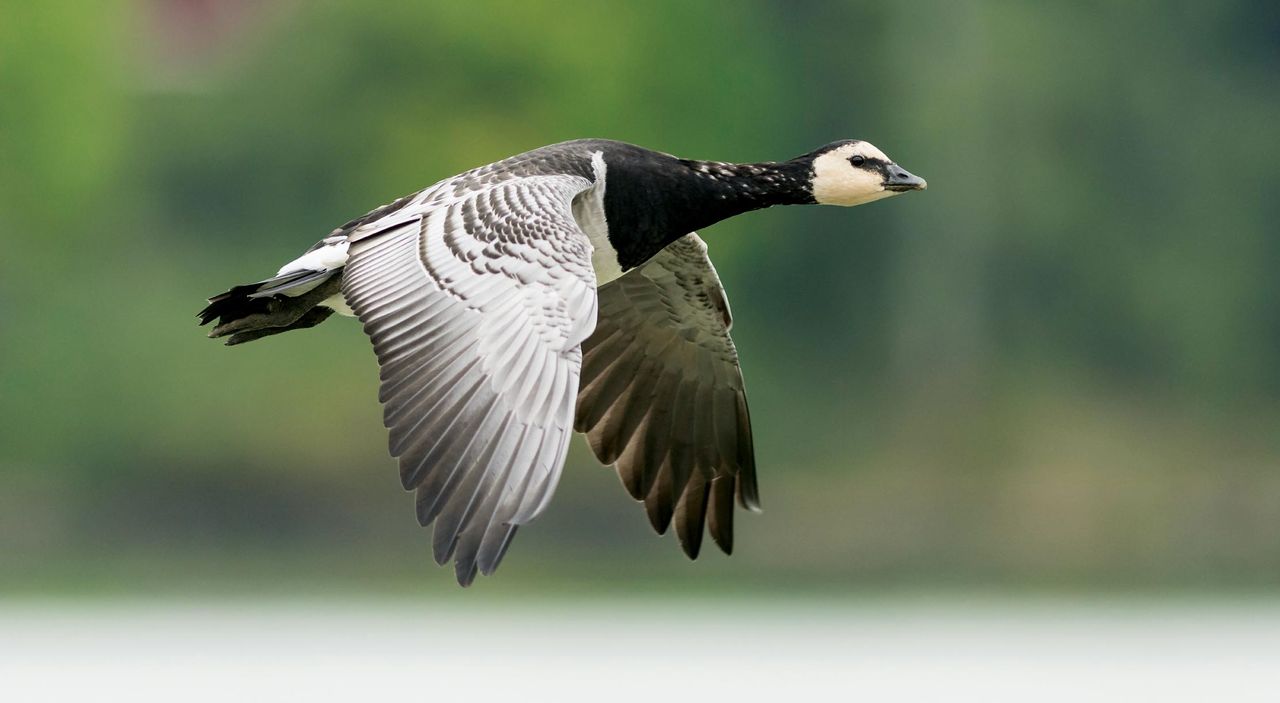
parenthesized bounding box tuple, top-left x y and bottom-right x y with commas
(884, 166, 927, 192)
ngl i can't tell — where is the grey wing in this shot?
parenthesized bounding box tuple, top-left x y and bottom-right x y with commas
(575, 234, 758, 559)
(341, 174, 598, 586)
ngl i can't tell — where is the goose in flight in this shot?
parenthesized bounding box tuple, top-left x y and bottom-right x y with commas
(199, 138, 926, 585)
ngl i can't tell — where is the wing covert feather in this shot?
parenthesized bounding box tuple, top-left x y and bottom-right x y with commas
(343, 174, 598, 585)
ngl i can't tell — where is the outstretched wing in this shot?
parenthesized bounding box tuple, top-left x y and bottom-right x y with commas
(342, 173, 598, 586)
(575, 234, 758, 559)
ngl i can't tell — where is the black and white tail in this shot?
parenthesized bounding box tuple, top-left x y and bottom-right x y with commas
(199, 237, 354, 345)
(198, 268, 345, 345)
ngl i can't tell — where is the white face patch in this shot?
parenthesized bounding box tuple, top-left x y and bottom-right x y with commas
(848, 141, 890, 162)
(811, 141, 898, 207)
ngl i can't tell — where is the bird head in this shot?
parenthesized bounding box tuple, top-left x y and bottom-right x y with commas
(804, 140, 927, 207)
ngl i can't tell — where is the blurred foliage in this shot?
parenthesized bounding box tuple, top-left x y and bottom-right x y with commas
(1, 0, 1278, 594)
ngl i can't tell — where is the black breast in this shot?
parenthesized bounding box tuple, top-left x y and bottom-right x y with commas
(595, 141, 811, 270)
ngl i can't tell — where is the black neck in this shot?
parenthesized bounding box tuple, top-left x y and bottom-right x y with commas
(602, 147, 813, 270)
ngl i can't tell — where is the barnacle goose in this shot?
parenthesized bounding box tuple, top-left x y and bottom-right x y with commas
(199, 138, 926, 585)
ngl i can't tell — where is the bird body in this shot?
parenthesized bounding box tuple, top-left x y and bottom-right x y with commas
(200, 138, 925, 585)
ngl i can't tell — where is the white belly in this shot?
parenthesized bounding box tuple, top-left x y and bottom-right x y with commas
(577, 208, 622, 285)
(321, 292, 355, 316)
(574, 151, 623, 286)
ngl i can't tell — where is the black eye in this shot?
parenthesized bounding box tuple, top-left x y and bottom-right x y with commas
(849, 155, 866, 167)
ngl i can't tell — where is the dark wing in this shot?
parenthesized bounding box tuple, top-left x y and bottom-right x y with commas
(342, 173, 599, 586)
(575, 234, 758, 559)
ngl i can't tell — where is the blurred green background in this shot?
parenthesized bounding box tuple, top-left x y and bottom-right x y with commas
(2, 0, 1278, 597)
